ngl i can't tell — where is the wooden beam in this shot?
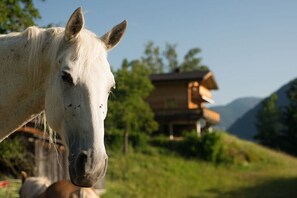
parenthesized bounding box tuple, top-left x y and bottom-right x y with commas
(17, 126, 44, 136)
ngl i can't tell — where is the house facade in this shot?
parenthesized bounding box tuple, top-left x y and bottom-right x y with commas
(147, 70, 220, 138)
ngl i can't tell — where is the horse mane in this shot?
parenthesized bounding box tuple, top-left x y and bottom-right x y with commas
(32, 112, 56, 145)
(23, 25, 109, 82)
(22, 27, 62, 77)
(20, 27, 64, 144)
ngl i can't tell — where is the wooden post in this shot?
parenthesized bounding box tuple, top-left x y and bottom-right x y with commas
(169, 123, 174, 140)
(196, 120, 201, 137)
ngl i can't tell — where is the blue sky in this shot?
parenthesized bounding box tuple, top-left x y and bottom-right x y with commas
(33, 0, 297, 106)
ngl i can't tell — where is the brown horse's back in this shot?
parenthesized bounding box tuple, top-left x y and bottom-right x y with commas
(37, 180, 98, 198)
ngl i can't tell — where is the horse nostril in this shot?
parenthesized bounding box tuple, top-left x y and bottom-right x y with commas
(76, 151, 88, 170)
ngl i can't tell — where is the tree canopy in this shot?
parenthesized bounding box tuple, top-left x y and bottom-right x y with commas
(254, 93, 283, 148)
(141, 41, 163, 74)
(141, 41, 209, 74)
(255, 79, 297, 156)
(106, 59, 158, 153)
(0, 0, 41, 33)
(282, 79, 297, 155)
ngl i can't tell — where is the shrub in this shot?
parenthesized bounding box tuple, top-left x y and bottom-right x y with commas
(0, 134, 34, 178)
(105, 128, 123, 151)
(152, 131, 231, 164)
(129, 132, 149, 151)
(197, 132, 230, 164)
(105, 129, 150, 153)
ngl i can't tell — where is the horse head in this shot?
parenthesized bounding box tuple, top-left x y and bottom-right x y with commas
(44, 7, 126, 187)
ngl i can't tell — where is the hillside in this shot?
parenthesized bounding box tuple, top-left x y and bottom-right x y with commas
(2, 133, 297, 197)
(102, 133, 297, 198)
(210, 97, 262, 129)
(228, 78, 295, 140)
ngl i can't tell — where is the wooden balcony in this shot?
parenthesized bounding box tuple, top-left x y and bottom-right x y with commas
(153, 107, 220, 125)
(199, 85, 214, 104)
(188, 82, 214, 109)
(202, 108, 220, 124)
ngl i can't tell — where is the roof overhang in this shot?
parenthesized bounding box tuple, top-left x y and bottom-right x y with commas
(150, 71, 219, 90)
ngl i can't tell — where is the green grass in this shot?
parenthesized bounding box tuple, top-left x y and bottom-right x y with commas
(0, 180, 20, 198)
(2, 132, 297, 198)
(102, 133, 297, 198)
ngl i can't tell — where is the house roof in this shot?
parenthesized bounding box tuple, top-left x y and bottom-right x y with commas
(149, 70, 219, 90)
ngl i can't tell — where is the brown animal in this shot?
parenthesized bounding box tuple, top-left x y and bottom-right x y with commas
(19, 172, 98, 198)
(38, 180, 98, 198)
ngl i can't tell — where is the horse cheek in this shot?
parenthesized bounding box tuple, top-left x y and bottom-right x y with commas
(45, 87, 64, 132)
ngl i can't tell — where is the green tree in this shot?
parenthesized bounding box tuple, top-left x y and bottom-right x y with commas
(106, 59, 158, 154)
(141, 41, 164, 74)
(254, 93, 284, 148)
(141, 42, 209, 73)
(164, 43, 178, 72)
(0, 0, 41, 33)
(282, 79, 297, 155)
(0, 134, 34, 177)
(179, 48, 209, 72)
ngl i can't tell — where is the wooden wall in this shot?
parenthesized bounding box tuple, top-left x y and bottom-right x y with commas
(34, 140, 68, 182)
(147, 81, 189, 111)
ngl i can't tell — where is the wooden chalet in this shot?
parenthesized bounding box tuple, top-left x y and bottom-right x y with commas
(147, 70, 220, 138)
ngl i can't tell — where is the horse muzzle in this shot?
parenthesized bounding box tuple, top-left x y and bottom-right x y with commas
(68, 150, 108, 187)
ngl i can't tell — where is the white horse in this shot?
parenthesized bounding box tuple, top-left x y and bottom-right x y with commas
(0, 7, 127, 187)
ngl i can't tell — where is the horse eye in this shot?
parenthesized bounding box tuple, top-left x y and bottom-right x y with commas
(61, 71, 74, 85)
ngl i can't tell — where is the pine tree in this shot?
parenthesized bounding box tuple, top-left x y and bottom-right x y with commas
(254, 93, 284, 148)
(282, 79, 297, 155)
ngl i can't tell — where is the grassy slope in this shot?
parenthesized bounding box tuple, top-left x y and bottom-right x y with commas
(1, 133, 297, 198)
(103, 133, 297, 198)
(0, 180, 20, 198)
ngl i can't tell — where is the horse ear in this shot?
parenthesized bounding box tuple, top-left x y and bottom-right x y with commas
(65, 7, 84, 41)
(101, 20, 127, 51)
(20, 171, 28, 183)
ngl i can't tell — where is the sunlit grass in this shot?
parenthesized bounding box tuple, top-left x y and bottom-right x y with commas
(0, 180, 20, 198)
(102, 133, 297, 198)
(2, 133, 297, 197)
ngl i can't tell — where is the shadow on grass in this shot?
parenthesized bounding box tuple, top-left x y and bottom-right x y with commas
(188, 177, 297, 198)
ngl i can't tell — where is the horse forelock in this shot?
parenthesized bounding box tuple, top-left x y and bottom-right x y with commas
(22, 25, 112, 83)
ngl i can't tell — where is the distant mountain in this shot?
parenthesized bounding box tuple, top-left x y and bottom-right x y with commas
(210, 97, 262, 130)
(228, 78, 296, 140)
